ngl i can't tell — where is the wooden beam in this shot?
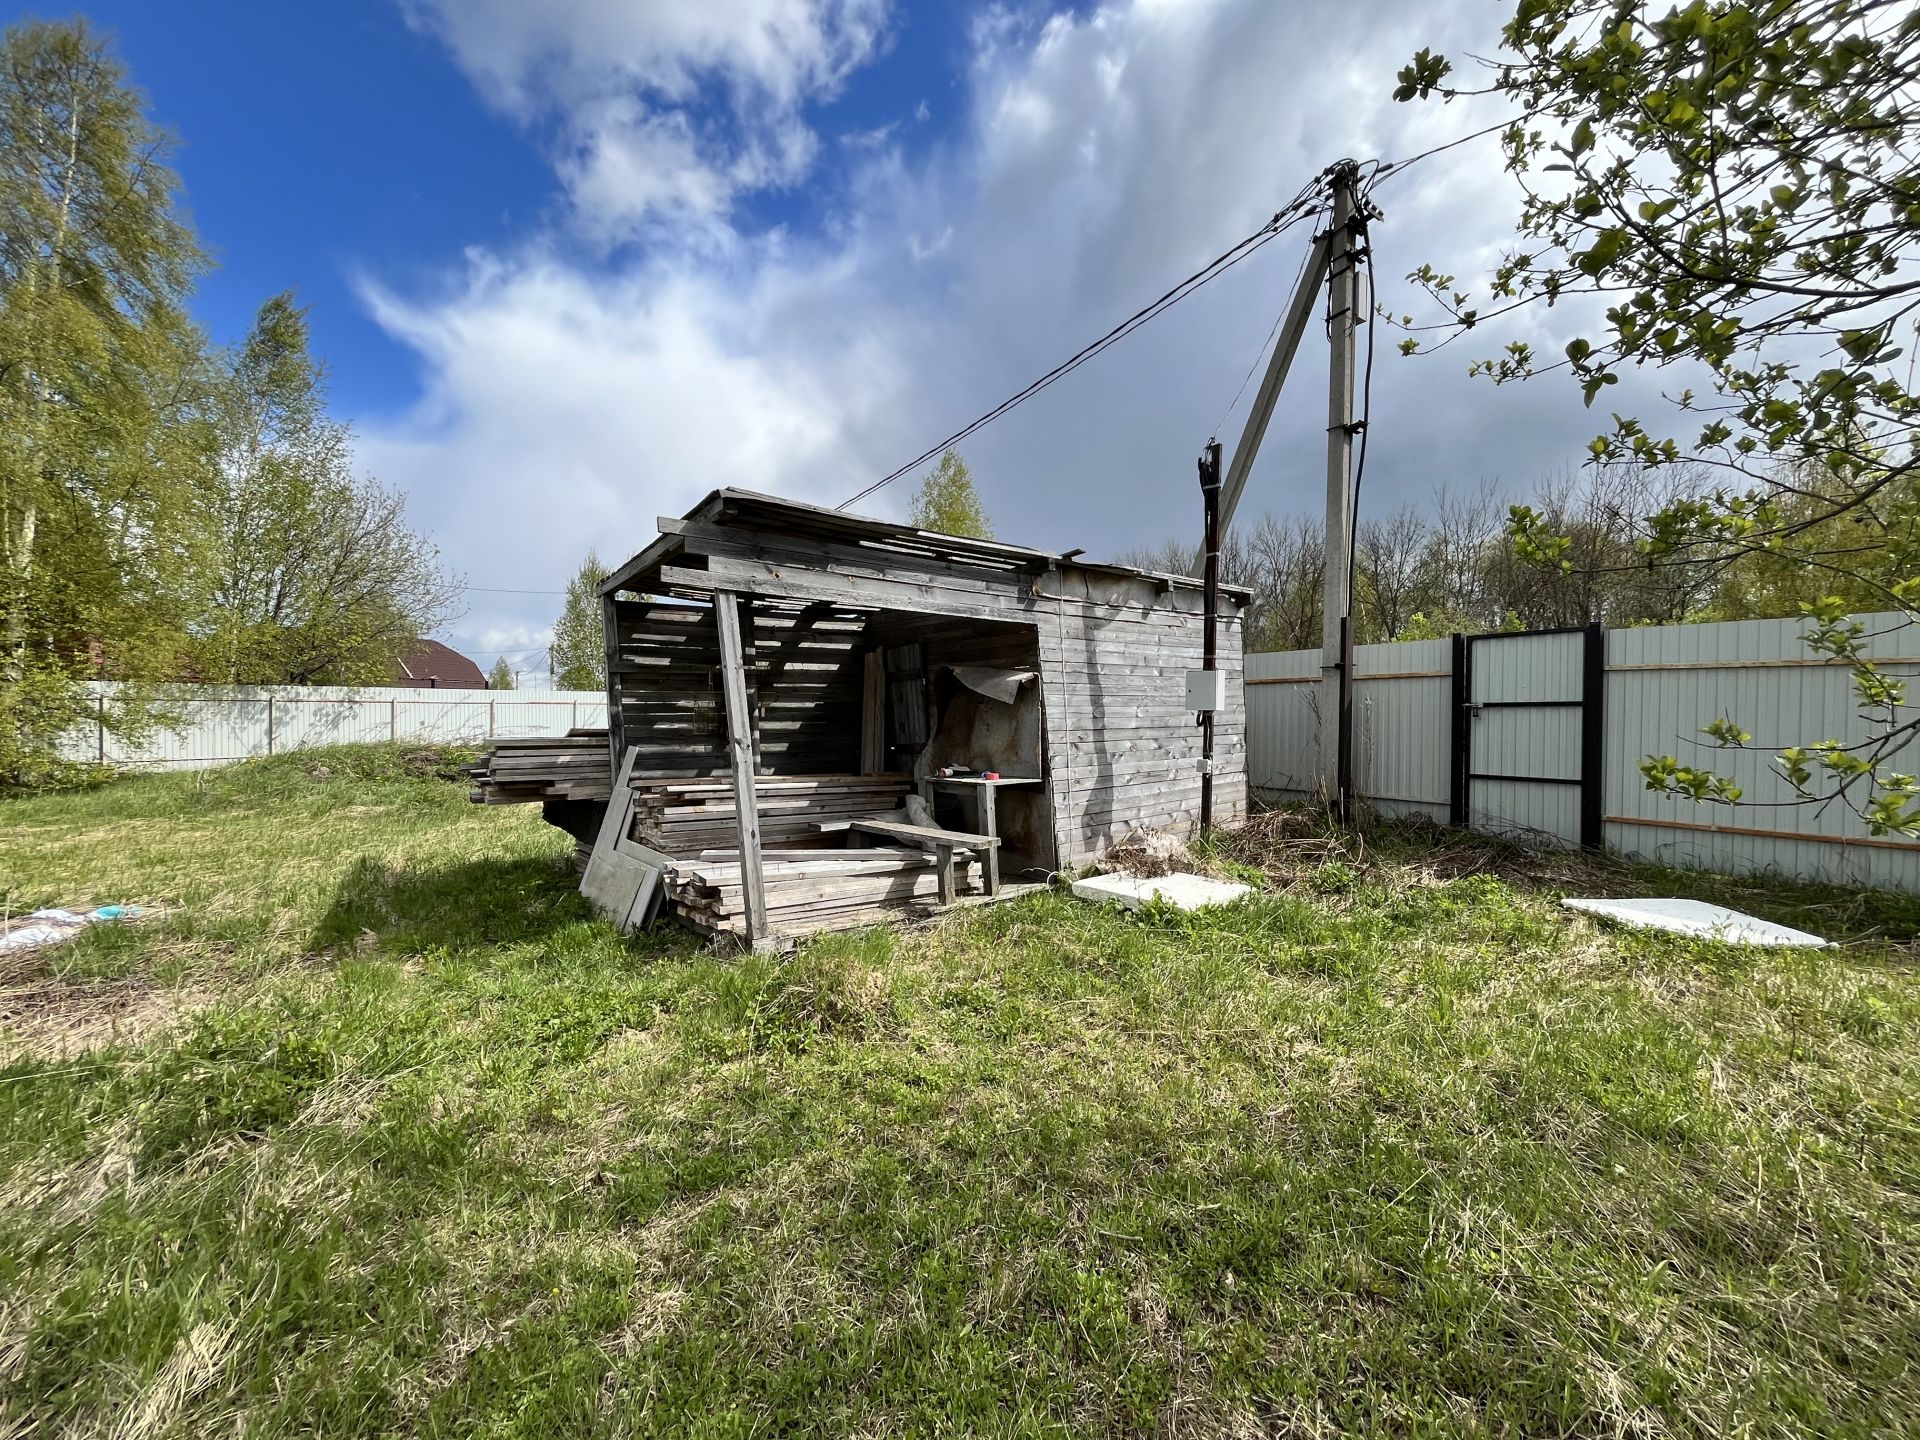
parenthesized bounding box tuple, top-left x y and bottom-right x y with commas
(860, 649, 886, 774)
(713, 589, 771, 947)
(601, 591, 625, 789)
(658, 562, 1030, 624)
(599, 532, 681, 599)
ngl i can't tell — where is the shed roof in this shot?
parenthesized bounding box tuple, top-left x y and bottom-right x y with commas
(602, 487, 1253, 601)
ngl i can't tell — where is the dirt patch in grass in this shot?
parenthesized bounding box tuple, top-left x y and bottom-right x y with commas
(0, 953, 204, 1063)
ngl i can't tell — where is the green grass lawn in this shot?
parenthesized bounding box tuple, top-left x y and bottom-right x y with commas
(3, 746, 1917, 1437)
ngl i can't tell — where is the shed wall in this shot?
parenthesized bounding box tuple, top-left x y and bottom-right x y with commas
(637, 521, 1246, 867)
(1038, 570, 1247, 868)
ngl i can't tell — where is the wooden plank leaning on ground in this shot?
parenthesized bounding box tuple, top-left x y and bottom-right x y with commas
(580, 748, 671, 931)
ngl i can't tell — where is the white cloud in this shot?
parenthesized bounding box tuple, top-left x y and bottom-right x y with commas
(357, 242, 890, 606)
(405, 0, 887, 236)
(368, 0, 1608, 645)
(406, 0, 888, 110)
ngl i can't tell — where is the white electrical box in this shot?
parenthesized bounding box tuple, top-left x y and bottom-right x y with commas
(1184, 668, 1225, 711)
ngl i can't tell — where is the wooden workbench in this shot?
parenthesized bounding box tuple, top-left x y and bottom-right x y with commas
(918, 775, 1043, 893)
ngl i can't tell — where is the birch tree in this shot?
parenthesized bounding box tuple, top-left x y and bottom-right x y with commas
(0, 18, 209, 786)
(908, 450, 993, 539)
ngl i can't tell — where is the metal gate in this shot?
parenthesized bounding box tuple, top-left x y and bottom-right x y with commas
(1451, 624, 1604, 848)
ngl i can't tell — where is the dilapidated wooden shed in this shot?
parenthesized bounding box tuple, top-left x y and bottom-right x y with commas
(549, 489, 1250, 943)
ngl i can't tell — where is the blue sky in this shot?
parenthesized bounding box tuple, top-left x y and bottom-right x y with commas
(11, 2, 1613, 680)
(53, 2, 967, 416)
(45, 2, 545, 415)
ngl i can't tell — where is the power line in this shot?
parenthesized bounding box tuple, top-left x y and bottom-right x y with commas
(839, 182, 1327, 512)
(479, 644, 552, 665)
(463, 585, 567, 596)
(1370, 118, 1514, 188)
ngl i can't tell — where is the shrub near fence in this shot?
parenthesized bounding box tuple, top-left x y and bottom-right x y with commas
(71, 683, 608, 771)
(1247, 611, 1920, 894)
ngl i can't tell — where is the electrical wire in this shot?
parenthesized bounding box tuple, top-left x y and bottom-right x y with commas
(1369, 118, 1514, 189)
(839, 184, 1327, 511)
(463, 586, 567, 596)
(472, 644, 553, 666)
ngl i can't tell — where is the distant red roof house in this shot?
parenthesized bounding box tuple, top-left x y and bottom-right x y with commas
(395, 639, 487, 689)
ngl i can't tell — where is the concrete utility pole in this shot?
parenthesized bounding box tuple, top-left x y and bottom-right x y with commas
(1205, 158, 1371, 820)
(1319, 161, 1361, 815)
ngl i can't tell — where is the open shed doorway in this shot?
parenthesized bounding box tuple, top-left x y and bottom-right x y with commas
(862, 611, 1053, 881)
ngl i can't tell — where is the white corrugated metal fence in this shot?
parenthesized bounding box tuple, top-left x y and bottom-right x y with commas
(73, 683, 607, 771)
(1247, 611, 1920, 892)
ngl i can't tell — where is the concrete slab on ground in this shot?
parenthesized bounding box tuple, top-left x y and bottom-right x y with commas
(1072, 872, 1253, 912)
(1561, 897, 1827, 948)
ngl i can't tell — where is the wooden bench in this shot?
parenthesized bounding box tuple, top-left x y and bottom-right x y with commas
(813, 818, 1002, 902)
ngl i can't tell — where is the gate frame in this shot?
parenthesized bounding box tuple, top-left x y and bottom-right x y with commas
(1450, 623, 1606, 850)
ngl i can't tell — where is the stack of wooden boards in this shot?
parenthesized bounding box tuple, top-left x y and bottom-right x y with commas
(667, 847, 983, 940)
(466, 729, 612, 804)
(628, 773, 911, 854)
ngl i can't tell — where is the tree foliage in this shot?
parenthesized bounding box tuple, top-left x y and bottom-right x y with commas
(551, 551, 609, 691)
(486, 656, 514, 690)
(0, 18, 209, 788)
(191, 294, 457, 685)
(908, 450, 993, 539)
(0, 20, 464, 787)
(1396, 0, 1920, 834)
(1129, 467, 1717, 651)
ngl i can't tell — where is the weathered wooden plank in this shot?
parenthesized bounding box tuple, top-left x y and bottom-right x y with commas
(603, 592, 625, 788)
(663, 516, 1035, 595)
(581, 748, 666, 928)
(842, 818, 1000, 847)
(861, 649, 885, 774)
(713, 590, 769, 947)
(659, 562, 1036, 626)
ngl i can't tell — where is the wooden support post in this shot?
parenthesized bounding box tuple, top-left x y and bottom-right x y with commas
(860, 649, 886, 774)
(713, 590, 771, 948)
(602, 590, 623, 790)
(979, 784, 1000, 896)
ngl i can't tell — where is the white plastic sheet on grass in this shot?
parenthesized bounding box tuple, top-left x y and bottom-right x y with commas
(1071, 872, 1253, 913)
(1561, 897, 1827, 948)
